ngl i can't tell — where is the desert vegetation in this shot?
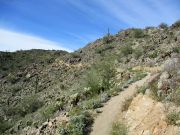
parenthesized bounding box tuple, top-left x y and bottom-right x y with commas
(0, 21, 179, 135)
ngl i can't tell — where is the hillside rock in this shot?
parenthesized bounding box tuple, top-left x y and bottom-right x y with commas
(125, 94, 180, 135)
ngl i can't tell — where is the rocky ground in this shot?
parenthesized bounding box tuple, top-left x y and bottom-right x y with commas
(125, 94, 180, 135)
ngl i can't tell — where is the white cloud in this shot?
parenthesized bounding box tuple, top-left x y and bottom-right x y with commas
(0, 28, 72, 52)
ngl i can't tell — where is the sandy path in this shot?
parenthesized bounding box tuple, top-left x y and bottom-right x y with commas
(90, 73, 153, 135)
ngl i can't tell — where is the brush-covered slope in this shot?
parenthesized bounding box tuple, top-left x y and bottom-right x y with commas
(0, 20, 180, 135)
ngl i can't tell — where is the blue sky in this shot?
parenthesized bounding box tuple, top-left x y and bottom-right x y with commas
(0, 0, 179, 52)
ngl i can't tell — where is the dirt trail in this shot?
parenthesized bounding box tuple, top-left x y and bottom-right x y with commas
(90, 73, 155, 135)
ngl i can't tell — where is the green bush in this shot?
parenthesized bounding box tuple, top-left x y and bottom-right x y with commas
(148, 51, 158, 59)
(133, 29, 145, 38)
(84, 61, 116, 95)
(40, 103, 60, 120)
(172, 47, 180, 53)
(82, 98, 103, 110)
(111, 122, 128, 135)
(85, 69, 101, 95)
(98, 61, 116, 91)
(166, 112, 180, 125)
(3, 95, 43, 117)
(95, 43, 114, 54)
(19, 95, 44, 117)
(0, 121, 12, 134)
(0, 116, 13, 133)
(138, 84, 148, 94)
(11, 84, 21, 93)
(68, 107, 83, 117)
(131, 72, 147, 83)
(150, 82, 163, 101)
(107, 86, 123, 97)
(121, 45, 133, 56)
(133, 48, 143, 59)
(6, 74, 19, 84)
(122, 71, 145, 89)
(59, 112, 93, 135)
(172, 87, 180, 106)
(71, 53, 81, 58)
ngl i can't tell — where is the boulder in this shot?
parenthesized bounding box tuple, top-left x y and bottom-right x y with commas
(125, 94, 169, 135)
(160, 71, 170, 80)
(158, 72, 170, 90)
(157, 80, 163, 90)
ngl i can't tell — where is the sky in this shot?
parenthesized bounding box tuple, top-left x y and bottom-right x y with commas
(0, 0, 179, 52)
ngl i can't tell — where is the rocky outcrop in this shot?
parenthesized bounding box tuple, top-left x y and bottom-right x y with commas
(21, 114, 68, 135)
(124, 94, 180, 135)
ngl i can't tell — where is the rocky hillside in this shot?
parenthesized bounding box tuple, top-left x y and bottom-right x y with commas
(0, 20, 180, 135)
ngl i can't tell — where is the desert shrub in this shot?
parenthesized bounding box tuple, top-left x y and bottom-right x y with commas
(103, 35, 113, 44)
(11, 84, 21, 93)
(159, 23, 168, 29)
(121, 72, 146, 89)
(84, 61, 116, 95)
(133, 29, 145, 38)
(166, 112, 180, 125)
(71, 53, 81, 58)
(96, 43, 114, 54)
(172, 87, 180, 106)
(150, 82, 163, 101)
(81, 98, 103, 110)
(59, 111, 93, 135)
(111, 122, 128, 135)
(95, 46, 104, 54)
(68, 107, 83, 117)
(85, 69, 101, 95)
(97, 61, 116, 91)
(133, 48, 143, 59)
(3, 95, 43, 117)
(172, 47, 180, 53)
(40, 103, 60, 120)
(122, 97, 133, 112)
(121, 45, 133, 56)
(3, 105, 18, 116)
(172, 20, 180, 28)
(138, 84, 148, 94)
(148, 51, 158, 59)
(106, 85, 123, 97)
(6, 74, 19, 84)
(132, 72, 147, 82)
(163, 58, 180, 75)
(0, 120, 13, 134)
(19, 95, 44, 116)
